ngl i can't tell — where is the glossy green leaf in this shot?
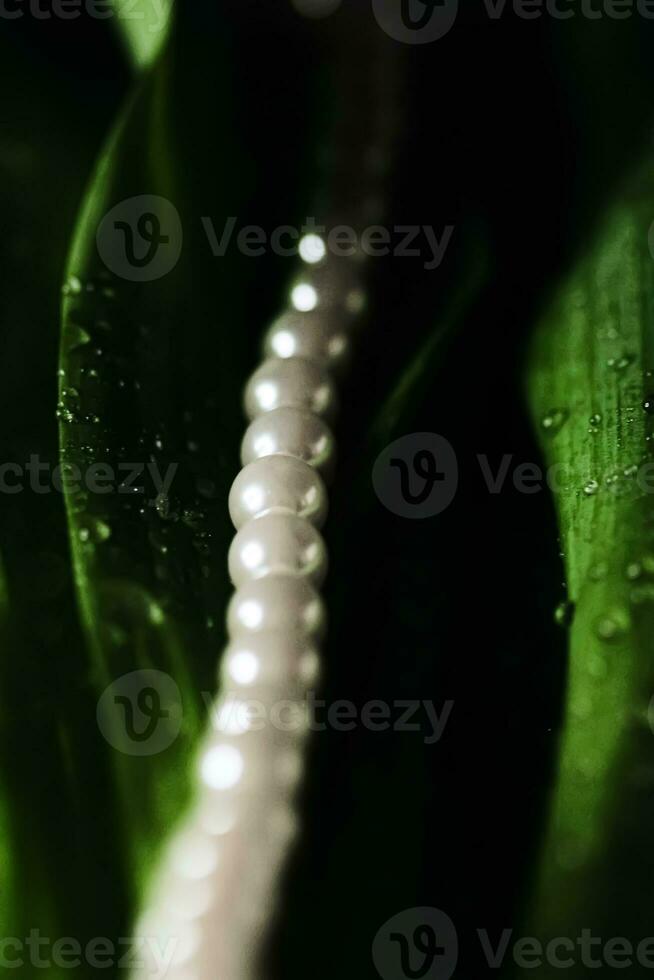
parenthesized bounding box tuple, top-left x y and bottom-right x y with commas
(527, 165, 654, 963)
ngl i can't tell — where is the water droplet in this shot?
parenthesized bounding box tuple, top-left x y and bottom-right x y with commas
(595, 608, 630, 640)
(541, 408, 569, 434)
(62, 274, 82, 296)
(588, 413, 602, 433)
(589, 561, 608, 582)
(77, 518, 111, 544)
(607, 353, 634, 371)
(583, 479, 599, 496)
(626, 562, 642, 581)
(554, 599, 575, 628)
(644, 395, 654, 415)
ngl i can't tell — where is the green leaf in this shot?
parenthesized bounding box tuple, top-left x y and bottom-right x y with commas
(111, 0, 173, 69)
(526, 163, 654, 958)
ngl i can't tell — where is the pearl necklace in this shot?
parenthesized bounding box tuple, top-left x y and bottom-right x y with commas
(132, 258, 366, 980)
(132, 16, 398, 980)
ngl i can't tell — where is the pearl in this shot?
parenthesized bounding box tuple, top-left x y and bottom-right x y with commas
(240, 407, 335, 477)
(228, 513, 327, 587)
(227, 575, 326, 639)
(263, 312, 351, 373)
(228, 456, 328, 530)
(220, 632, 320, 692)
(244, 357, 337, 421)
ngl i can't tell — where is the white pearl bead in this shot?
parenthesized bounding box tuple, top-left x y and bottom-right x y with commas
(244, 357, 337, 421)
(263, 312, 351, 373)
(228, 513, 327, 587)
(228, 456, 328, 530)
(220, 632, 320, 691)
(240, 407, 335, 477)
(227, 575, 326, 639)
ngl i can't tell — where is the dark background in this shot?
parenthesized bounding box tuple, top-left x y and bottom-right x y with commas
(1, 1, 654, 977)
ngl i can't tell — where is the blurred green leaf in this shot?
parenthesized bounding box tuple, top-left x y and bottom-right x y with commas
(111, 0, 173, 69)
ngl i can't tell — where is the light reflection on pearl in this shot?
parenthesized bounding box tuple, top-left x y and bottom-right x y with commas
(290, 282, 318, 311)
(235, 599, 263, 630)
(240, 541, 265, 571)
(200, 744, 244, 790)
(269, 328, 296, 357)
(253, 380, 277, 411)
(227, 649, 260, 685)
(298, 233, 327, 264)
(241, 484, 265, 514)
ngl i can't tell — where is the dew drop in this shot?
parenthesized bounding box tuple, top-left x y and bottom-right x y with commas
(595, 608, 630, 641)
(62, 274, 82, 296)
(541, 408, 569, 434)
(583, 479, 599, 497)
(554, 599, 575, 628)
(607, 353, 634, 371)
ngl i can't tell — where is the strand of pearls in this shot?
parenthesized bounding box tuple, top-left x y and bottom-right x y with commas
(131, 248, 367, 980)
(132, 13, 399, 980)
